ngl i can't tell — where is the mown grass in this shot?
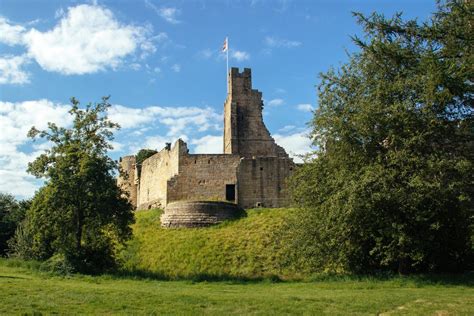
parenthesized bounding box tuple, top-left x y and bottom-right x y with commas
(119, 208, 305, 280)
(1, 258, 473, 315)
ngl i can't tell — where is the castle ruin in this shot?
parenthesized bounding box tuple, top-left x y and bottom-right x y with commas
(118, 67, 296, 224)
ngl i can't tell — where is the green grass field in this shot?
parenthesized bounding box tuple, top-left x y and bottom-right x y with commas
(2, 208, 473, 314)
(1, 259, 473, 315)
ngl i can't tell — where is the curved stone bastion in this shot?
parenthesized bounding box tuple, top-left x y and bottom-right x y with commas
(161, 201, 245, 228)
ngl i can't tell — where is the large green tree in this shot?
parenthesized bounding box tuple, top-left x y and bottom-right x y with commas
(11, 97, 134, 273)
(290, 1, 473, 273)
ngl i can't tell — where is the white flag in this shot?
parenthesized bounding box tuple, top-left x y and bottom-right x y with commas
(222, 37, 228, 52)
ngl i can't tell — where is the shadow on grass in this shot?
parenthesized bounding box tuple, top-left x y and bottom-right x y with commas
(308, 271, 474, 287)
(111, 268, 282, 284)
(110, 269, 474, 286)
(2, 258, 473, 286)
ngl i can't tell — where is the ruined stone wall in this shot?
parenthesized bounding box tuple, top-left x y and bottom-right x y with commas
(224, 68, 288, 158)
(237, 157, 295, 209)
(117, 155, 137, 208)
(137, 140, 186, 209)
(167, 154, 241, 203)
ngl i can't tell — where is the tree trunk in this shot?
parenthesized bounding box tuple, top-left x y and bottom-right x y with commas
(398, 257, 409, 275)
(76, 209, 83, 253)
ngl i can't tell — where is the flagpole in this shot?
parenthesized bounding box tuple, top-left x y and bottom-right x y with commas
(226, 36, 229, 93)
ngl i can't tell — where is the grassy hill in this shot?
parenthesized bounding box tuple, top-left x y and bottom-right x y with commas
(119, 208, 305, 280)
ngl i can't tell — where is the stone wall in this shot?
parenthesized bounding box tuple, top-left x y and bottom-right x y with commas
(237, 157, 295, 209)
(161, 201, 244, 228)
(117, 155, 137, 208)
(137, 140, 186, 209)
(167, 154, 241, 203)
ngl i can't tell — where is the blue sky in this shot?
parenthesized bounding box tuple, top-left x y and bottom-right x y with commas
(0, 0, 436, 198)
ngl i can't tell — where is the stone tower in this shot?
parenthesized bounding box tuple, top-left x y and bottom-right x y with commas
(223, 68, 288, 158)
(117, 155, 138, 208)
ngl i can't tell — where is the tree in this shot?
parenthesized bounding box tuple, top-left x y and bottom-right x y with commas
(290, 1, 473, 274)
(135, 148, 158, 177)
(136, 149, 158, 166)
(0, 194, 28, 256)
(11, 96, 134, 273)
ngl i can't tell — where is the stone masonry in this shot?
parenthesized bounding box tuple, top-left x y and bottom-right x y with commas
(118, 67, 296, 216)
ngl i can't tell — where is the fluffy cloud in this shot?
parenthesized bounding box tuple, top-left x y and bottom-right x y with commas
(22, 5, 153, 75)
(0, 100, 72, 197)
(231, 50, 250, 61)
(264, 36, 301, 48)
(296, 103, 313, 112)
(267, 98, 284, 106)
(109, 104, 221, 136)
(0, 99, 224, 197)
(0, 55, 30, 84)
(0, 17, 26, 46)
(274, 131, 312, 162)
(191, 135, 222, 154)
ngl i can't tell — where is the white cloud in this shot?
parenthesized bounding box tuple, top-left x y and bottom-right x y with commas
(139, 32, 168, 60)
(145, 0, 181, 24)
(142, 135, 188, 151)
(191, 135, 222, 154)
(278, 125, 295, 133)
(0, 100, 72, 197)
(0, 55, 31, 84)
(130, 63, 141, 71)
(23, 4, 154, 75)
(0, 99, 71, 147)
(142, 135, 169, 150)
(231, 50, 250, 61)
(0, 17, 26, 46)
(110, 141, 124, 152)
(109, 104, 221, 135)
(274, 131, 312, 163)
(296, 103, 313, 112)
(0, 99, 223, 198)
(159, 7, 181, 24)
(264, 36, 301, 48)
(267, 98, 284, 106)
(171, 63, 181, 72)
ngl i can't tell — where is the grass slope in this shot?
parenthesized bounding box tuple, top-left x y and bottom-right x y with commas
(1, 259, 473, 315)
(120, 208, 301, 280)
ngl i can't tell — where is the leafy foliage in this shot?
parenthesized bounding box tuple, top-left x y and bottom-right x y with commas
(290, 1, 473, 273)
(10, 97, 134, 273)
(0, 194, 28, 256)
(135, 149, 158, 166)
(135, 148, 158, 178)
